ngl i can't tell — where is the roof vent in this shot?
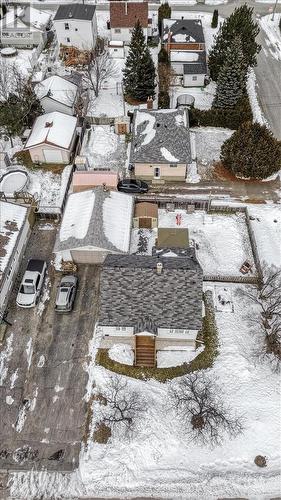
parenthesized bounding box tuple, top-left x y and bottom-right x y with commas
(69, 12, 73, 18)
(156, 262, 163, 275)
(45, 121, 53, 128)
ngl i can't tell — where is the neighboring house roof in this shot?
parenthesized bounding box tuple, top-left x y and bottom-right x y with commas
(134, 202, 158, 219)
(24, 112, 77, 150)
(54, 3, 96, 22)
(110, 1, 148, 28)
(54, 187, 134, 254)
(157, 228, 189, 249)
(130, 109, 191, 164)
(72, 171, 118, 190)
(184, 51, 207, 75)
(1, 6, 51, 32)
(35, 75, 78, 108)
(0, 201, 28, 284)
(99, 253, 203, 331)
(162, 18, 205, 44)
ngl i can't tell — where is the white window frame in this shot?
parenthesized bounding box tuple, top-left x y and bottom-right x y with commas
(192, 76, 198, 81)
(114, 28, 121, 33)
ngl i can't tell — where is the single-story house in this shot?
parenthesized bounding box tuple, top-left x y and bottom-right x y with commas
(54, 187, 134, 264)
(162, 18, 205, 52)
(130, 109, 192, 183)
(23, 112, 78, 164)
(35, 75, 79, 116)
(109, 1, 148, 44)
(72, 171, 118, 192)
(53, 3, 97, 51)
(0, 6, 51, 49)
(133, 202, 158, 229)
(157, 228, 189, 249)
(99, 251, 203, 367)
(0, 201, 33, 315)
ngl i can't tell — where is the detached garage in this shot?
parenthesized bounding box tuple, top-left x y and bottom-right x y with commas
(23, 111, 78, 164)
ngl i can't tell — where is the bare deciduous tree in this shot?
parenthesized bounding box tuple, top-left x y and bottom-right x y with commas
(82, 38, 118, 98)
(98, 375, 147, 436)
(169, 373, 243, 446)
(158, 61, 176, 94)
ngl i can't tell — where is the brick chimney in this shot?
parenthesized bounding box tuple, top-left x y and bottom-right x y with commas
(147, 96, 153, 110)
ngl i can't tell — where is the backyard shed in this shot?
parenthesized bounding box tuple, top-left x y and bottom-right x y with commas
(72, 171, 118, 192)
(133, 202, 158, 229)
(156, 228, 189, 249)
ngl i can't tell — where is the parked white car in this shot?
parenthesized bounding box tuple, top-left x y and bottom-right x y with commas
(16, 259, 47, 308)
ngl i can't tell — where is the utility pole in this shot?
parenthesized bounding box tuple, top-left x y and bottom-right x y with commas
(271, 0, 278, 21)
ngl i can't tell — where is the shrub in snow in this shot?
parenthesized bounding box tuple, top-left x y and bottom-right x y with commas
(190, 96, 252, 130)
(211, 9, 218, 29)
(220, 122, 281, 179)
(169, 372, 243, 446)
(254, 455, 267, 467)
(158, 2, 171, 36)
(209, 5, 261, 81)
(158, 91, 170, 109)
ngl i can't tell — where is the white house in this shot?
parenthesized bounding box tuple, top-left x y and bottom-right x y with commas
(54, 187, 134, 264)
(109, 1, 148, 44)
(0, 6, 51, 49)
(170, 51, 207, 87)
(98, 252, 203, 367)
(0, 201, 32, 315)
(23, 111, 78, 164)
(35, 75, 79, 116)
(53, 3, 97, 51)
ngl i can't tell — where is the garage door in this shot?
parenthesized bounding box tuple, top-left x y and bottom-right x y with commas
(43, 149, 63, 163)
(139, 217, 152, 229)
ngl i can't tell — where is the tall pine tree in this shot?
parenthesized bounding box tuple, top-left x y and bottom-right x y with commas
(212, 37, 247, 109)
(123, 21, 156, 102)
(158, 2, 171, 35)
(209, 4, 261, 81)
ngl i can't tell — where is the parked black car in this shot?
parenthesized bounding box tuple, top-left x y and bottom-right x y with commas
(117, 179, 149, 194)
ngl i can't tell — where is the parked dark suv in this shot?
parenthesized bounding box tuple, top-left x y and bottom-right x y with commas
(117, 178, 149, 194)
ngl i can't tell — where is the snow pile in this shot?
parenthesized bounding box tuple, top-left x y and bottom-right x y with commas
(103, 191, 133, 252)
(186, 161, 200, 183)
(59, 191, 95, 242)
(135, 111, 156, 147)
(109, 344, 134, 366)
(0, 333, 14, 385)
(247, 205, 281, 267)
(247, 69, 268, 127)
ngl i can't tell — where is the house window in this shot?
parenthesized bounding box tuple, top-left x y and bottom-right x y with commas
(65, 23, 69, 30)
(154, 167, 160, 178)
(114, 28, 121, 33)
(116, 327, 127, 332)
(192, 76, 198, 81)
(1, 32, 10, 37)
(114, 48, 118, 52)
(66, 37, 70, 43)
(170, 164, 178, 168)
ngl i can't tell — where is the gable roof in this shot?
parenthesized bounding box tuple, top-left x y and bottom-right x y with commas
(110, 1, 148, 28)
(134, 202, 158, 219)
(35, 75, 78, 107)
(24, 112, 77, 150)
(54, 188, 134, 254)
(130, 109, 191, 164)
(163, 18, 205, 44)
(54, 3, 96, 22)
(99, 253, 203, 331)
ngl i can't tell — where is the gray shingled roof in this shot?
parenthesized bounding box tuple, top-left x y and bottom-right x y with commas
(130, 109, 191, 164)
(184, 51, 207, 75)
(99, 254, 203, 331)
(54, 4, 96, 21)
(162, 18, 205, 44)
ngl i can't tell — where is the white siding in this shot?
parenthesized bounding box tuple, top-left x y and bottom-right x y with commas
(183, 73, 206, 87)
(157, 328, 198, 340)
(54, 16, 97, 50)
(100, 326, 134, 337)
(110, 27, 147, 44)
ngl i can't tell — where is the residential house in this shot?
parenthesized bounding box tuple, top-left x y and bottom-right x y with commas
(109, 1, 148, 44)
(53, 3, 97, 51)
(23, 111, 78, 164)
(72, 171, 118, 192)
(54, 187, 133, 264)
(0, 201, 33, 315)
(171, 50, 207, 87)
(0, 6, 51, 49)
(130, 109, 192, 183)
(162, 18, 205, 52)
(156, 228, 189, 249)
(99, 251, 203, 367)
(35, 75, 80, 116)
(133, 202, 158, 229)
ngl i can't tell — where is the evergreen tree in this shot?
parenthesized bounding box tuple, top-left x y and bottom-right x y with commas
(212, 37, 247, 109)
(211, 9, 218, 29)
(158, 2, 171, 35)
(123, 21, 156, 102)
(220, 121, 281, 179)
(209, 4, 261, 80)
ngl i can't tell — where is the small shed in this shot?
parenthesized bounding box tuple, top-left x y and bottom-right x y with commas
(72, 171, 118, 192)
(133, 202, 158, 229)
(156, 228, 189, 249)
(109, 40, 125, 58)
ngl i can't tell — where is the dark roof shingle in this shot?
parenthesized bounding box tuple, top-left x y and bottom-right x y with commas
(162, 18, 205, 44)
(54, 4, 96, 21)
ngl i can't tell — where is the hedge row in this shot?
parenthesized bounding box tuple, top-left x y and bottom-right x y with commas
(189, 96, 253, 130)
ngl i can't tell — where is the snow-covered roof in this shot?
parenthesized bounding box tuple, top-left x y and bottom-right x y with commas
(170, 51, 199, 63)
(35, 75, 78, 107)
(54, 187, 133, 254)
(0, 201, 28, 282)
(162, 18, 205, 44)
(24, 112, 77, 150)
(130, 109, 191, 164)
(1, 6, 51, 32)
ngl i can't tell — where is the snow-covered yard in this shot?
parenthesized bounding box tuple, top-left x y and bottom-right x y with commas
(191, 126, 233, 172)
(130, 228, 157, 255)
(158, 209, 255, 277)
(248, 205, 281, 267)
(87, 59, 125, 118)
(259, 13, 281, 61)
(170, 81, 216, 110)
(9, 286, 281, 499)
(80, 125, 127, 172)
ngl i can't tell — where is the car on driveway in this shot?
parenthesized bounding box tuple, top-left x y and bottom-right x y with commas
(16, 259, 47, 308)
(55, 275, 78, 312)
(117, 178, 149, 194)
